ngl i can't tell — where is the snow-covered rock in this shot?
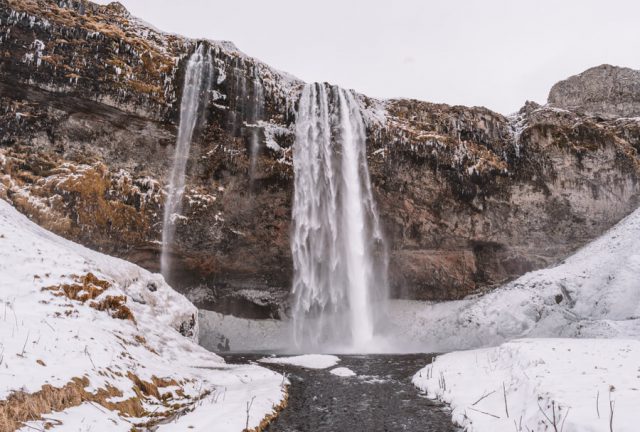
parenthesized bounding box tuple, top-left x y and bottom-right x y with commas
(413, 338, 640, 432)
(0, 199, 285, 431)
(330, 367, 357, 377)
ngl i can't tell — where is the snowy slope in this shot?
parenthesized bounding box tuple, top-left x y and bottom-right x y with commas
(0, 199, 285, 431)
(410, 207, 640, 431)
(414, 338, 640, 432)
(390, 206, 640, 352)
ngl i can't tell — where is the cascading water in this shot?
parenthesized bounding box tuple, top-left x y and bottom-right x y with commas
(249, 72, 265, 184)
(160, 44, 212, 279)
(290, 83, 388, 351)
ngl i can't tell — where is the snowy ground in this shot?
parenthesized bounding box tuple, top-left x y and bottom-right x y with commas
(414, 338, 640, 432)
(0, 199, 285, 431)
(409, 207, 640, 431)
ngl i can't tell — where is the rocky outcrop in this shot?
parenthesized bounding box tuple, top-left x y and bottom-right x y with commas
(548, 65, 640, 118)
(2, 0, 640, 316)
(375, 100, 640, 299)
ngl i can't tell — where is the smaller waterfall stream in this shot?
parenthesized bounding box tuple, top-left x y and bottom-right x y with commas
(290, 83, 388, 351)
(249, 72, 265, 184)
(160, 45, 212, 279)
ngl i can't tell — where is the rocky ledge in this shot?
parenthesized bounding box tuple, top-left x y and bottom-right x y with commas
(549, 64, 640, 118)
(2, 0, 640, 317)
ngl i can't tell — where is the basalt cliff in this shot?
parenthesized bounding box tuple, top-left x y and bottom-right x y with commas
(2, 0, 640, 318)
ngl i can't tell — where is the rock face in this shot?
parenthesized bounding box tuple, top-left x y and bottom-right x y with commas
(548, 65, 640, 118)
(2, 0, 640, 317)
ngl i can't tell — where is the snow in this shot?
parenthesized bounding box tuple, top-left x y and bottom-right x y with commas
(330, 367, 356, 377)
(198, 309, 288, 353)
(413, 338, 640, 432)
(17, 403, 131, 432)
(259, 354, 340, 369)
(0, 198, 285, 431)
(258, 120, 292, 153)
(408, 207, 640, 431)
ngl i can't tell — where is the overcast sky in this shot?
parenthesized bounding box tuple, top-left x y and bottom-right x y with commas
(94, 0, 640, 114)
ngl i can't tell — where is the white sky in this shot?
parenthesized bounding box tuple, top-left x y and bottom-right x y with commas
(94, 0, 640, 114)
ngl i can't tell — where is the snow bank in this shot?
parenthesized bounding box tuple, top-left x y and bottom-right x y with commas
(390, 206, 640, 352)
(259, 354, 340, 369)
(198, 309, 289, 352)
(0, 199, 285, 431)
(413, 338, 640, 432)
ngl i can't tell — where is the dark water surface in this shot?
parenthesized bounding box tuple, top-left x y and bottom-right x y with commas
(223, 353, 458, 432)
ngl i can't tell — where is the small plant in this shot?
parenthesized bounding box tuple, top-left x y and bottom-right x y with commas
(503, 382, 510, 418)
(438, 371, 447, 392)
(244, 396, 256, 431)
(536, 397, 570, 432)
(609, 386, 616, 432)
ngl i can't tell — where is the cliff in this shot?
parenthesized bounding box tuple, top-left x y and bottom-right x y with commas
(548, 64, 640, 118)
(2, 0, 640, 317)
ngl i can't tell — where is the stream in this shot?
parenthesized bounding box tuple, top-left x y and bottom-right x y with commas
(223, 353, 458, 432)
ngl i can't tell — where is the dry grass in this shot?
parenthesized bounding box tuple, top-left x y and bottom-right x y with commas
(243, 387, 289, 432)
(42, 273, 135, 322)
(42, 273, 111, 303)
(0, 377, 90, 431)
(0, 372, 196, 431)
(90, 295, 135, 322)
(128, 79, 162, 96)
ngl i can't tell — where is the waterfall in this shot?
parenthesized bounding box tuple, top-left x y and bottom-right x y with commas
(290, 83, 388, 351)
(160, 44, 212, 279)
(249, 73, 265, 184)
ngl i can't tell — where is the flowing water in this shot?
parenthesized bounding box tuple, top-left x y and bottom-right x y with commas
(290, 83, 388, 351)
(160, 45, 212, 278)
(249, 71, 265, 184)
(224, 353, 457, 432)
